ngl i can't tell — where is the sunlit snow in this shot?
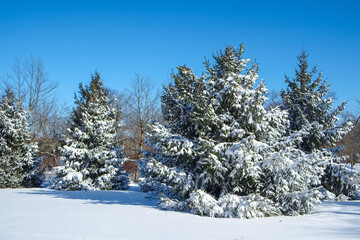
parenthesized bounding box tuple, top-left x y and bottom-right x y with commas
(0, 184, 359, 240)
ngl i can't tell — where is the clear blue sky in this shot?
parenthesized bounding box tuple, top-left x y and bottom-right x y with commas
(0, 0, 359, 111)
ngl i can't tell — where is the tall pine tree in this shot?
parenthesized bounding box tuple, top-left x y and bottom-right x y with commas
(281, 50, 358, 199)
(281, 50, 352, 152)
(0, 89, 43, 188)
(140, 45, 329, 218)
(52, 72, 129, 190)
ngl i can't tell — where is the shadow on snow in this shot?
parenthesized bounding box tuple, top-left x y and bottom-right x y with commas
(313, 201, 360, 216)
(20, 184, 159, 207)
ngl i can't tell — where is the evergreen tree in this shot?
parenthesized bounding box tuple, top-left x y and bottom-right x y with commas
(281, 50, 352, 152)
(140, 45, 329, 218)
(0, 89, 43, 188)
(52, 72, 129, 190)
(281, 50, 358, 199)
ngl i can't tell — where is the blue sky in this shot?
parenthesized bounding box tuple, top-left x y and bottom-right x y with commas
(0, 0, 359, 111)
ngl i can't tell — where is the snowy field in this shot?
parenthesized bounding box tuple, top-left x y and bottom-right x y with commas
(0, 184, 359, 240)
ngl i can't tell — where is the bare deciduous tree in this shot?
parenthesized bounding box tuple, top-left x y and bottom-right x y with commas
(106, 88, 129, 146)
(2, 55, 67, 170)
(338, 118, 360, 167)
(353, 97, 360, 116)
(124, 73, 161, 181)
(264, 89, 282, 110)
(340, 97, 360, 124)
(3, 55, 59, 138)
(337, 97, 360, 167)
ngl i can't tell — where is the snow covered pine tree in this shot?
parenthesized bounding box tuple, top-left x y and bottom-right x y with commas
(281, 50, 358, 200)
(140, 45, 331, 218)
(281, 50, 352, 152)
(0, 89, 43, 188)
(52, 72, 129, 190)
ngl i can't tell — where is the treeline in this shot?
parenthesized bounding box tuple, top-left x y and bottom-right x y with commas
(1, 50, 358, 174)
(0, 45, 359, 218)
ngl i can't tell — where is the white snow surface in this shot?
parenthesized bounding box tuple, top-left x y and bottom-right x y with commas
(0, 184, 359, 240)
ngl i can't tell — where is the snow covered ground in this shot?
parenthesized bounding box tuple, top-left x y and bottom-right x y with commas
(0, 184, 359, 240)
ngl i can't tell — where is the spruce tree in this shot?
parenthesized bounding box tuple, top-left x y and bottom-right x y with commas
(52, 72, 129, 190)
(140, 45, 328, 218)
(281, 50, 352, 152)
(281, 50, 358, 199)
(0, 89, 43, 188)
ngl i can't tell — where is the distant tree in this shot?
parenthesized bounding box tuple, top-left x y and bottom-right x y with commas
(338, 118, 360, 167)
(264, 89, 282, 109)
(124, 74, 160, 181)
(353, 97, 360, 115)
(3, 55, 59, 139)
(339, 98, 360, 166)
(106, 88, 128, 147)
(341, 110, 357, 125)
(52, 72, 129, 190)
(0, 89, 43, 188)
(2, 55, 65, 170)
(281, 50, 352, 152)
